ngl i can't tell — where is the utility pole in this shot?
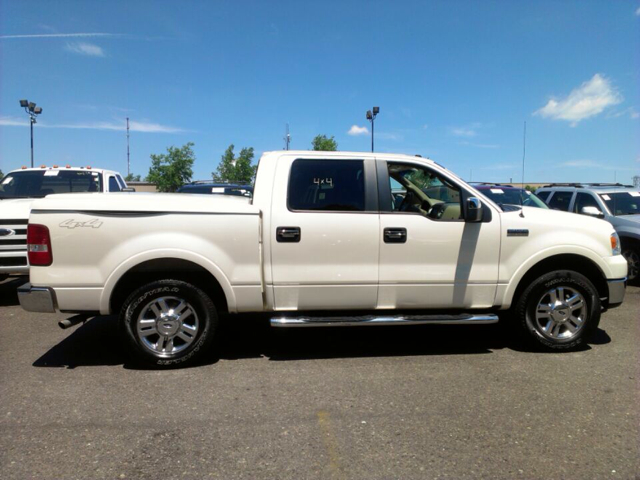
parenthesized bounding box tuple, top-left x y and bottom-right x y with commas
(284, 123, 290, 150)
(126, 117, 130, 177)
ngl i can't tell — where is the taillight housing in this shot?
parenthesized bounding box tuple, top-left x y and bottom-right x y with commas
(27, 224, 53, 266)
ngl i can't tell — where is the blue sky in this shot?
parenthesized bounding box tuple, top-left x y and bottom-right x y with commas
(1, 0, 639, 184)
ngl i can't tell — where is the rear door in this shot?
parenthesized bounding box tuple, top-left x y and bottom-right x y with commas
(547, 191, 574, 211)
(269, 156, 379, 310)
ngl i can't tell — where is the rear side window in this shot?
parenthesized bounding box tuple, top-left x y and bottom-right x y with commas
(288, 159, 365, 212)
(108, 176, 122, 192)
(536, 190, 551, 202)
(547, 191, 573, 211)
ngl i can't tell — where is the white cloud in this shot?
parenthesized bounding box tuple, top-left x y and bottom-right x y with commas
(534, 74, 623, 126)
(66, 42, 105, 57)
(0, 116, 185, 133)
(347, 125, 369, 136)
(559, 160, 600, 168)
(377, 132, 402, 141)
(451, 127, 477, 137)
(0, 32, 123, 39)
(636, 7, 640, 15)
(460, 141, 500, 149)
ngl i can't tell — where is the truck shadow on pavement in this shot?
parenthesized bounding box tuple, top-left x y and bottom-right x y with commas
(0, 278, 24, 307)
(32, 314, 612, 369)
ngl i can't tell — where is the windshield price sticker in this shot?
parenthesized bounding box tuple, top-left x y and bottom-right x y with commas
(44, 170, 60, 176)
(211, 187, 225, 193)
(629, 192, 640, 197)
(602, 194, 611, 200)
(490, 188, 504, 194)
(2, 177, 12, 184)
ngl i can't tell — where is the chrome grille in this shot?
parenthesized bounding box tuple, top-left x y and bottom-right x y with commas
(0, 219, 28, 252)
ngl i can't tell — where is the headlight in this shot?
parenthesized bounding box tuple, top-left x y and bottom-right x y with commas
(611, 232, 621, 255)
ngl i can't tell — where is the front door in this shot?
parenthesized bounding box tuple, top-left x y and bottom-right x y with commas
(270, 156, 380, 310)
(376, 159, 501, 309)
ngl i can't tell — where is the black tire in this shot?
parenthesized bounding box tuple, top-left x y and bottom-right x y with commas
(120, 279, 218, 367)
(621, 246, 639, 283)
(513, 270, 600, 351)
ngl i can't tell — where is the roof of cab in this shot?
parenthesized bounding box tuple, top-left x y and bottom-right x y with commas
(261, 150, 435, 163)
(9, 166, 120, 175)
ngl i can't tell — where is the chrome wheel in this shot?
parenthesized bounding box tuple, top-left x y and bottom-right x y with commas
(623, 248, 639, 281)
(534, 286, 587, 340)
(136, 296, 199, 356)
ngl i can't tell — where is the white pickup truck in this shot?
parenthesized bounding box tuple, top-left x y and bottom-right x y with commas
(19, 151, 627, 366)
(0, 166, 130, 280)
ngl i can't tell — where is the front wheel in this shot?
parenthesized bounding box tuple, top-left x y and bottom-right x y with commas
(120, 279, 218, 367)
(621, 246, 639, 283)
(513, 270, 600, 351)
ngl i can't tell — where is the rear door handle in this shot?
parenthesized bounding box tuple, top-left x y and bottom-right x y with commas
(384, 227, 407, 244)
(276, 226, 301, 243)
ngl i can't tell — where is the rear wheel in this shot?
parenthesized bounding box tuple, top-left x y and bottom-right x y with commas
(120, 279, 218, 367)
(513, 270, 600, 351)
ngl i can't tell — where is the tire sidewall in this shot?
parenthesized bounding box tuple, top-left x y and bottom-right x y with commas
(519, 270, 600, 350)
(121, 280, 217, 367)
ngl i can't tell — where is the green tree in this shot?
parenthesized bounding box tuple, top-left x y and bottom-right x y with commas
(213, 144, 257, 183)
(311, 134, 338, 151)
(124, 173, 141, 182)
(146, 142, 195, 192)
(0, 169, 3, 180)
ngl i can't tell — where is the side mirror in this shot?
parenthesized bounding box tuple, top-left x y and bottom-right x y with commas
(465, 197, 483, 223)
(122, 187, 136, 192)
(581, 206, 604, 218)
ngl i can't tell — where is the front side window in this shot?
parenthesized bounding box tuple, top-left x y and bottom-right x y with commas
(547, 191, 573, 211)
(574, 192, 602, 214)
(109, 176, 122, 192)
(386, 162, 462, 221)
(288, 159, 365, 212)
(599, 192, 640, 216)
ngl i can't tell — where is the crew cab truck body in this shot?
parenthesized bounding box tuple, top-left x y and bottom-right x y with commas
(0, 166, 129, 280)
(19, 151, 627, 366)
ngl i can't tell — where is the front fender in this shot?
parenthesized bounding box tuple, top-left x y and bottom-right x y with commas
(500, 245, 615, 308)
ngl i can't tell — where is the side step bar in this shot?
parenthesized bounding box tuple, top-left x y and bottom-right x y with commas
(270, 313, 499, 328)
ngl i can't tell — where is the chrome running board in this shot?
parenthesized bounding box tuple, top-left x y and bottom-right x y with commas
(270, 313, 499, 328)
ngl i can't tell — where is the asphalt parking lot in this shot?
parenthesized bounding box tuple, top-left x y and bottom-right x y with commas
(0, 278, 638, 480)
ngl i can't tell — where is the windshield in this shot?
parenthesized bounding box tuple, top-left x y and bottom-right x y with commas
(477, 187, 548, 209)
(0, 170, 103, 199)
(599, 191, 640, 216)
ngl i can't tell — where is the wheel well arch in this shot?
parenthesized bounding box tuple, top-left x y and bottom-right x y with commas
(109, 258, 229, 315)
(511, 254, 608, 307)
(619, 235, 640, 250)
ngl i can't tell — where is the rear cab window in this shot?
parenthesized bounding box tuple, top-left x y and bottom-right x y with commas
(288, 159, 365, 212)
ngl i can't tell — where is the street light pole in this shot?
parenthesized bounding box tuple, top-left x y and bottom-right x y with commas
(19, 99, 42, 168)
(366, 106, 379, 152)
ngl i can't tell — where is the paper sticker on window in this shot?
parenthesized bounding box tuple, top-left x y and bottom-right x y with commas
(602, 194, 611, 200)
(2, 177, 12, 184)
(490, 188, 504, 194)
(211, 187, 225, 193)
(44, 170, 59, 176)
(629, 191, 640, 197)
(314, 177, 333, 187)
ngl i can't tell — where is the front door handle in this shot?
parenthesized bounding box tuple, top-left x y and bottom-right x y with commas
(277, 226, 301, 243)
(384, 227, 407, 244)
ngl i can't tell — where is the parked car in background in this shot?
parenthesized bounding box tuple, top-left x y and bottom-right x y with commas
(177, 182, 253, 197)
(536, 183, 640, 282)
(19, 151, 626, 367)
(0, 165, 130, 280)
(471, 183, 549, 210)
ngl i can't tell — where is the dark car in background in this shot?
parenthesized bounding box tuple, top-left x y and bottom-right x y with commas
(472, 183, 549, 210)
(177, 182, 253, 196)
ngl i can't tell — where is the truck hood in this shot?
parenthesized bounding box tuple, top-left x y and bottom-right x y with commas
(28, 192, 260, 215)
(0, 198, 36, 220)
(504, 205, 615, 235)
(612, 214, 640, 225)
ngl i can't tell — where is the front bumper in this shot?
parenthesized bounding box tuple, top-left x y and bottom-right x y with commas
(18, 282, 57, 313)
(606, 278, 626, 308)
